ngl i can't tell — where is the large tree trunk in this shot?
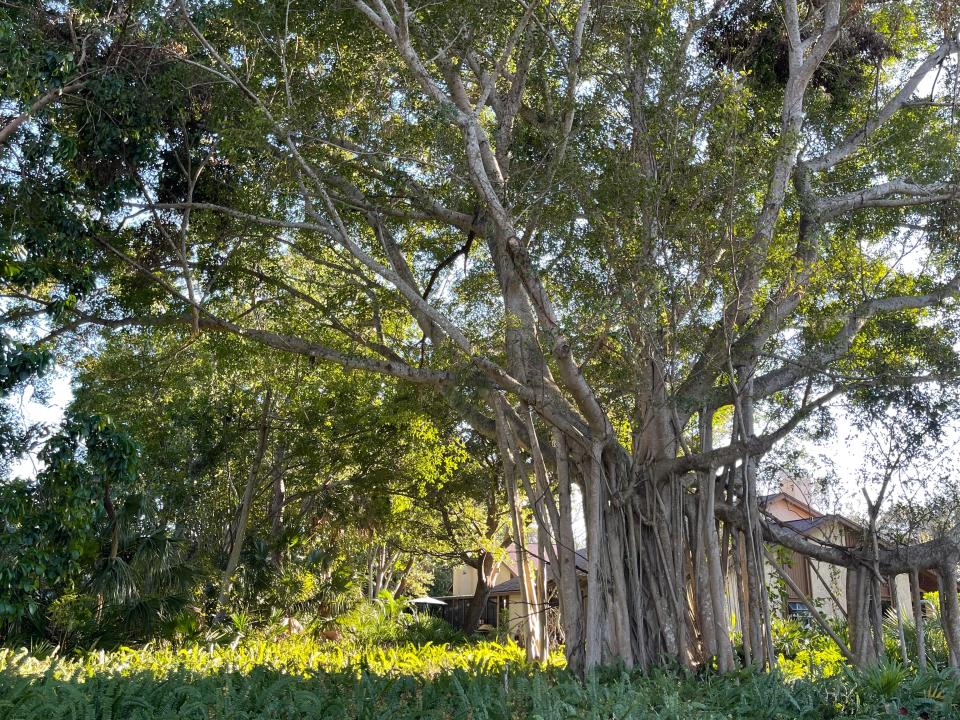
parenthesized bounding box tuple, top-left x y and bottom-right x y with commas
(503, 358, 960, 676)
(579, 425, 692, 670)
(553, 429, 585, 673)
(462, 550, 497, 635)
(938, 559, 960, 667)
(548, 370, 718, 673)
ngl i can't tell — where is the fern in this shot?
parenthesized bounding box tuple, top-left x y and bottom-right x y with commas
(3, 635, 960, 719)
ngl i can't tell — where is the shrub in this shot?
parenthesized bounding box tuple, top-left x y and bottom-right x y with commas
(335, 592, 463, 648)
(772, 618, 848, 681)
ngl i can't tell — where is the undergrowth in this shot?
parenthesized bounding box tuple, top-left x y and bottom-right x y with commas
(2, 636, 960, 719)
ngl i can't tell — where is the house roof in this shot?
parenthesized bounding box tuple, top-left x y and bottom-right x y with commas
(489, 547, 589, 596)
(490, 576, 522, 595)
(781, 516, 829, 533)
(760, 490, 864, 537)
(760, 491, 873, 552)
(781, 514, 862, 535)
(759, 491, 820, 518)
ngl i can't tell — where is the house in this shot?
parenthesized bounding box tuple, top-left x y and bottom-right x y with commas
(439, 551, 518, 631)
(442, 477, 937, 635)
(440, 544, 587, 637)
(750, 476, 938, 622)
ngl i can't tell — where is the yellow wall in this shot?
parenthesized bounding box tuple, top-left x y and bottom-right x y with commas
(451, 562, 515, 597)
(452, 565, 476, 597)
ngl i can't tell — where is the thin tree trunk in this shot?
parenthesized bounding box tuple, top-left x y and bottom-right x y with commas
(495, 398, 545, 661)
(699, 409, 735, 671)
(691, 490, 716, 660)
(625, 498, 647, 670)
(733, 530, 753, 666)
(537, 519, 550, 654)
(584, 441, 605, 671)
(740, 378, 777, 670)
(508, 467, 543, 660)
(517, 404, 559, 656)
(847, 566, 864, 664)
(910, 568, 927, 669)
(889, 575, 909, 665)
(217, 386, 273, 613)
(553, 430, 585, 674)
(847, 564, 883, 667)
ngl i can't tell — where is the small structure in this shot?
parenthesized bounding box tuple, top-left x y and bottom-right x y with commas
(410, 596, 447, 606)
(410, 596, 447, 619)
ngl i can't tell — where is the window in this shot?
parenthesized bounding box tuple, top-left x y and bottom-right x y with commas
(787, 601, 813, 623)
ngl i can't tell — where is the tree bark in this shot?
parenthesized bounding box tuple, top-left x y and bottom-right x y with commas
(462, 550, 496, 635)
(583, 441, 605, 670)
(496, 398, 546, 661)
(910, 568, 927, 669)
(847, 564, 884, 667)
(217, 386, 273, 613)
(699, 409, 735, 671)
(553, 430, 585, 674)
(889, 575, 909, 665)
(938, 560, 960, 667)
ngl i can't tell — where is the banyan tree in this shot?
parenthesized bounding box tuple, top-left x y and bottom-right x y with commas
(4, 0, 960, 676)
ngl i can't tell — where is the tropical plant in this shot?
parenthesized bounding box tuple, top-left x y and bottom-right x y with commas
(2, 637, 960, 719)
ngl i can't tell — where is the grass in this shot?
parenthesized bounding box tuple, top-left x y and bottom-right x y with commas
(3, 635, 960, 719)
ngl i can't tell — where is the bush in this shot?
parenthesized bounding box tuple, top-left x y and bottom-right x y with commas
(45, 593, 96, 647)
(335, 592, 463, 647)
(772, 618, 848, 681)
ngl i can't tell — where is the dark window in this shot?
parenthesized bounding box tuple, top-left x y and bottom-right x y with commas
(787, 601, 812, 622)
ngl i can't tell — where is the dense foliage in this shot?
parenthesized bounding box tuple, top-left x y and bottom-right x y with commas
(3, 634, 960, 719)
(0, 329, 497, 646)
